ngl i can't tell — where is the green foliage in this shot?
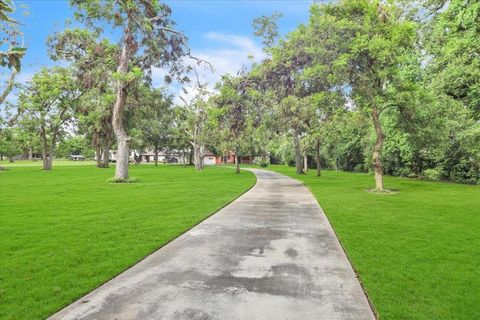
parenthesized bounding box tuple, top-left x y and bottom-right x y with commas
(252, 11, 282, 48)
(0, 0, 26, 70)
(0, 46, 25, 70)
(423, 168, 441, 181)
(252, 157, 269, 167)
(16, 67, 81, 168)
(48, 28, 119, 162)
(243, 0, 479, 185)
(427, 0, 480, 117)
(70, 0, 190, 83)
(0, 0, 26, 105)
(213, 74, 252, 158)
(57, 135, 94, 158)
(258, 159, 269, 167)
(447, 159, 480, 185)
(131, 86, 174, 158)
(0, 127, 22, 160)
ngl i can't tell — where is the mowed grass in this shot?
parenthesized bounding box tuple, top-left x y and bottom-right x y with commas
(0, 159, 97, 167)
(0, 162, 255, 320)
(268, 165, 480, 319)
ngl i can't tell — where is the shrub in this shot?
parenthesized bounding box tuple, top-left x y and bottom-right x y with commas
(107, 177, 138, 183)
(449, 160, 480, 185)
(396, 167, 413, 177)
(252, 157, 270, 167)
(353, 164, 366, 173)
(259, 159, 269, 167)
(423, 168, 441, 181)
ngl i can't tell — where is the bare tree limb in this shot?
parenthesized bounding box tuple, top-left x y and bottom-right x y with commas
(0, 68, 18, 106)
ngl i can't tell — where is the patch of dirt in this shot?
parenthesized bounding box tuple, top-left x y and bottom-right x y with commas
(365, 188, 399, 195)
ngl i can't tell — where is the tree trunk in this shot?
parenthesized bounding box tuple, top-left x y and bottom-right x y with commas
(42, 148, 50, 170)
(371, 105, 385, 191)
(102, 137, 111, 167)
(95, 145, 102, 168)
(0, 153, 3, 161)
(28, 147, 33, 161)
(235, 150, 240, 174)
(47, 145, 55, 170)
(41, 127, 52, 170)
(316, 139, 321, 177)
(200, 145, 205, 169)
(154, 147, 158, 167)
(293, 132, 303, 174)
(304, 154, 308, 173)
(112, 41, 131, 181)
(193, 143, 202, 171)
(189, 149, 193, 165)
(102, 141, 110, 168)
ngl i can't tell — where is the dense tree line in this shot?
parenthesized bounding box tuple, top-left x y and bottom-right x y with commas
(0, 0, 479, 189)
(212, 0, 480, 188)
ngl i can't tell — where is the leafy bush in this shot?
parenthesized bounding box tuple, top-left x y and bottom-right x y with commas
(423, 168, 441, 181)
(107, 177, 138, 183)
(353, 164, 366, 173)
(259, 159, 269, 167)
(252, 157, 270, 167)
(396, 167, 413, 178)
(449, 160, 480, 185)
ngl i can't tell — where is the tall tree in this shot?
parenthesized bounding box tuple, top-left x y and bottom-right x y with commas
(171, 105, 193, 166)
(252, 12, 308, 174)
(426, 0, 480, 119)
(48, 28, 118, 168)
(181, 76, 210, 171)
(317, 0, 417, 191)
(0, 127, 21, 162)
(135, 87, 173, 166)
(214, 75, 251, 174)
(17, 67, 81, 170)
(252, 25, 312, 174)
(71, 0, 192, 181)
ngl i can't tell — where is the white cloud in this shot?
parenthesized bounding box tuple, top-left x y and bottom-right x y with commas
(152, 32, 265, 105)
(203, 32, 264, 60)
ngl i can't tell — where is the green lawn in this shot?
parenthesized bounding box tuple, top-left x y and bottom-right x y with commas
(268, 165, 480, 320)
(0, 162, 255, 320)
(0, 159, 97, 167)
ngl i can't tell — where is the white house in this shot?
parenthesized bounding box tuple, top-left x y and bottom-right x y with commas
(137, 150, 189, 164)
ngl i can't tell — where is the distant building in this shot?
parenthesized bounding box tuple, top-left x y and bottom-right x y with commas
(137, 150, 188, 164)
(105, 149, 252, 166)
(215, 152, 252, 165)
(68, 155, 85, 161)
(105, 150, 136, 163)
(203, 151, 216, 165)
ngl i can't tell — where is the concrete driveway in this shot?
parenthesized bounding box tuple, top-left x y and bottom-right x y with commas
(50, 169, 375, 320)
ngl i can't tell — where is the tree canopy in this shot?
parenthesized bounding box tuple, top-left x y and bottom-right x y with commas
(1, 0, 479, 187)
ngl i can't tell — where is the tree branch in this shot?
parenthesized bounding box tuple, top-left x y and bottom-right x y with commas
(0, 69, 18, 106)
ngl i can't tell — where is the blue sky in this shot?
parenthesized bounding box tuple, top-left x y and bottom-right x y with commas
(13, 0, 314, 101)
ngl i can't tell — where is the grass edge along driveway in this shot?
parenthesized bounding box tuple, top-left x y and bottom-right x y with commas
(0, 164, 255, 320)
(267, 165, 479, 320)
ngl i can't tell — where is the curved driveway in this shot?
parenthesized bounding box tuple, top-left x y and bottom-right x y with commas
(50, 169, 375, 320)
